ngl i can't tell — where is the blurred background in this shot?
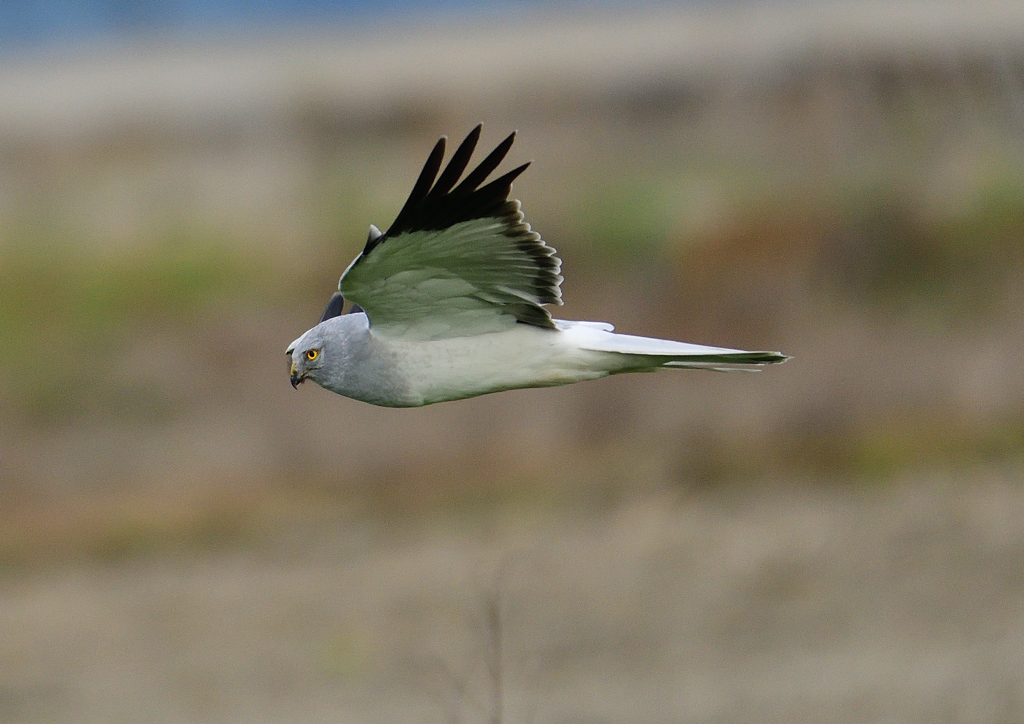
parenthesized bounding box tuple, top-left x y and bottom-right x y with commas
(2, 0, 1024, 721)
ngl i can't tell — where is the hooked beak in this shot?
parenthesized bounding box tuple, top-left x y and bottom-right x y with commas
(289, 362, 305, 389)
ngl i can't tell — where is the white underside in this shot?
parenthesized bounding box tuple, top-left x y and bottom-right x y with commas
(368, 322, 612, 406)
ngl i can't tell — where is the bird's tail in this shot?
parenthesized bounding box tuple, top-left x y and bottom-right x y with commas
(556, 321, 789, 372)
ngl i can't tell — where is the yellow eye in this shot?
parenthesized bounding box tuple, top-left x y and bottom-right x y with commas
(305, 349, 319, 361)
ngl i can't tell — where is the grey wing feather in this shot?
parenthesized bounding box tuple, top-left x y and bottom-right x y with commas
(338, 126, 563, 340)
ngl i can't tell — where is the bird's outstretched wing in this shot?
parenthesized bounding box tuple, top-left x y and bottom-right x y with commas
(337, 125, 563, 341)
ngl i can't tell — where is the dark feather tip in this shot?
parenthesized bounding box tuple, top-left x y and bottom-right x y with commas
(319, 292, 345, 323)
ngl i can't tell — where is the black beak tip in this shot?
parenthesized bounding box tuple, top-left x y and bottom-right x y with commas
(290, 374, 301, 389)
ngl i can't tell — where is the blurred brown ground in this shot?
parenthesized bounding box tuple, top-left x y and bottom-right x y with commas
(2, 1, 1024, 721)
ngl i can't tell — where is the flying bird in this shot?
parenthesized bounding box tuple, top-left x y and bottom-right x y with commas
(287, 126, 788, 406)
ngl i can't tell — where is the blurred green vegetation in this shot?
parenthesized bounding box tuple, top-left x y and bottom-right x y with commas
(822, 170, 1024, 318)
(4, 157, 1024, 446)
(2, 106, 1024, 567)
(0, 227, 279, 427)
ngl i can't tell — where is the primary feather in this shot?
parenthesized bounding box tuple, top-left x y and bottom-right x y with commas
(288, 126, 788, 407)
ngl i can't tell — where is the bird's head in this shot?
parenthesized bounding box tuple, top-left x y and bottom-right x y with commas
(286, 327, 327, 389)
(286, 310, 367, 391)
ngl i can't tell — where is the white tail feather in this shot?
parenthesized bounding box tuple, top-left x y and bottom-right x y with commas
(557, 320, 790, 372)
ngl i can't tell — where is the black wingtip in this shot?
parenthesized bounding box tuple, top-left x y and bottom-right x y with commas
(476, 161, 531, 199)
(425, 125, 482, 202)
(442, 130, 516, 204)
(384, 136, 447, 243)
(379, 127, 531, 237)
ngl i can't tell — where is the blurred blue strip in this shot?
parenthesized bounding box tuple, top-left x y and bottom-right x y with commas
(0, 0, 662, 49)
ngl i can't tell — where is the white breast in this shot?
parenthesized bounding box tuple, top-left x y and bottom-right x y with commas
(363, 323, 610, 406)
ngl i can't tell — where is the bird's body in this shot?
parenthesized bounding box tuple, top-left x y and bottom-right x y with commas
(291, 313, 598, 407)
(288, 126, 788, 406)
(294, 312, 783, 407)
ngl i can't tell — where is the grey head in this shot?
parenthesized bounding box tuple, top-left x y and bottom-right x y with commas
(289, 261, 374, 390)
(286, 313, 368, 390)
